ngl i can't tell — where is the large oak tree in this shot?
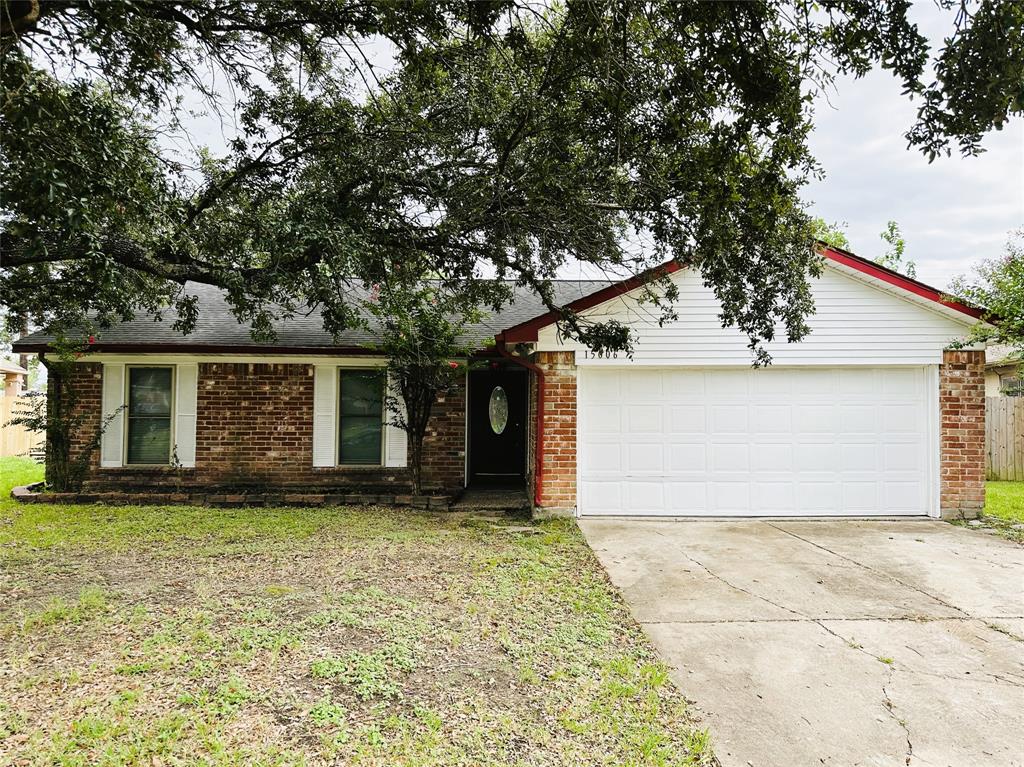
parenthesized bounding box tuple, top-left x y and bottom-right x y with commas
(2, 1, 1021, 361)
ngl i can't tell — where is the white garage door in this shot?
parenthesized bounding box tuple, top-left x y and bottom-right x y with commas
(578, 367, 936, 517)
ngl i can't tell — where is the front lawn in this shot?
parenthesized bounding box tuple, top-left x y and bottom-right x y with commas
(979, 481, 1024, 543)
(0, 457, 712, 766)
(985, 481, 1024, 524)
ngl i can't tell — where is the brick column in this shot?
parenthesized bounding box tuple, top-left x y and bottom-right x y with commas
(534, 351, 577, 518)
(940, 350, 986, 519)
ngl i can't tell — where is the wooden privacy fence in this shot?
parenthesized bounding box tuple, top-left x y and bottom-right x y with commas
(987, 397, 1024, 481)
(0, 396, 43, 459)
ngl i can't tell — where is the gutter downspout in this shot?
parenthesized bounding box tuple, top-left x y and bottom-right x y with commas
(495, 334, 545, 507)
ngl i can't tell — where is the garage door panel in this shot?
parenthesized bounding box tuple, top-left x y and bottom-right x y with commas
(662, 370, 705, 395)
(710, 406, 748, 433)
(579, 366, 933, 516)
(584, 405, 621, 434)
(667, 443, 706, 471)
(668, 405, 706, 433)
(752, 406, 792, 434)
(710, 443, 749, 471)
(881, 405, 922, 433)
(711, 483, 751, 513)
(626, 443, 664, 473)
(580, 481, 622, 514)
(626, 405, 662, 433)
(840, 405, 879, 433)
(752, 443, 794, 472)
(666, 483, 708, 513)
(753, 482, 796, 512)
(626, 482, 665, 512)
(794, 405, 840, 433)
(584, 442, 622, 473)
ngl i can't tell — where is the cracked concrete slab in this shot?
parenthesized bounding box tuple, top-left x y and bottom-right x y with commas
(580, 519, 1024, 767)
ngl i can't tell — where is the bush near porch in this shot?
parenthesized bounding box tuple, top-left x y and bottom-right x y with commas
(0, 457, 712, 766)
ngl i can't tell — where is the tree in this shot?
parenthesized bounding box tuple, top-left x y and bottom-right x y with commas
(877, 220, 917, 279)
(3, 1, 1022, 363)
(372, 286, 475, 495)
(811, 218, 851, 250)
(950, 229, 1024, 364)
(6, 344, 123, 491)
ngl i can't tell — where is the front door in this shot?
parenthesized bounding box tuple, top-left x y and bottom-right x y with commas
(468, 367, 528, 484)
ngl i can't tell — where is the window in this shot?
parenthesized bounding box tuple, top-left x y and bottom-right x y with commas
(1000, 375, 1023, 397)
(126, 367, 173, 464)
(338, 370, 384, 464)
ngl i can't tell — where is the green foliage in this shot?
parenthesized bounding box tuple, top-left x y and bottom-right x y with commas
(5, 343, 123, 491)
(4, 2, 1020, 364)
(371, 284, 475, 494)
(811, 218, 851, 250)
(877, 221, 917, 279)
(950, 230, 1024, 361)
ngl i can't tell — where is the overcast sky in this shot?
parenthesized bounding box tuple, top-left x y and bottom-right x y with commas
(805, 3, 1023, 291)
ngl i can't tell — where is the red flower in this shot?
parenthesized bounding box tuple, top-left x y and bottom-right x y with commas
(87, 335, 96, 344)
(448, 361, 459, 369)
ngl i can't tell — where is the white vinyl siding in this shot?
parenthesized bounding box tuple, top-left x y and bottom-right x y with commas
(578, 366, 936, 517)
(538, 265, 975, 366)
(100, 363, 125, 467)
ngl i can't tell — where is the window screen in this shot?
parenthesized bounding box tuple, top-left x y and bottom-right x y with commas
(126, 367, 173, 464)
(339, 370, 384, 464)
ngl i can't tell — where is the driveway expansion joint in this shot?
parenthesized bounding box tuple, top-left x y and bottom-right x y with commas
(765, 522, 975, 619)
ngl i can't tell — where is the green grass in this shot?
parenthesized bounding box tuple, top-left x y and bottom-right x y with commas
(0, 456, 713, 766)
(985, 482, 1024, 524)
(974, 481, 1024, 543)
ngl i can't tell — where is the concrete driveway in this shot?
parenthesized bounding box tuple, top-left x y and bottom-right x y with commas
(580, 519, 1024, 767)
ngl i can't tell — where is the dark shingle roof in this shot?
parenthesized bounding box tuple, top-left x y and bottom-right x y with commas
(14, 280, 613, 352)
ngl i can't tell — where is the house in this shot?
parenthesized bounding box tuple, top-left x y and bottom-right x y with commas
(0, 359, 29, 397)
(985, 345, 1022, 397)
(12, 246, 989, 519)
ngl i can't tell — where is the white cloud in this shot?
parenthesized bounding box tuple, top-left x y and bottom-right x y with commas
(805, 4, 1023, 290)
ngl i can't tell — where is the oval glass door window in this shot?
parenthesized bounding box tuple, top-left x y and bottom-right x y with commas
(488, 386, 509, 434)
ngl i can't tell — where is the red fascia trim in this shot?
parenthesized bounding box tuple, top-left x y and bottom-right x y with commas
(501, 261, 684, 343)
(495, 336, 545, 506)
(820, 246, 986, 320)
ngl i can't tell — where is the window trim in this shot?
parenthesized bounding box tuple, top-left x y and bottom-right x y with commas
(123, 364, 176, 466)
(336, 368, 385, 466)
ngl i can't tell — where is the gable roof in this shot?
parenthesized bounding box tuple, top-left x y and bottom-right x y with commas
(12, 245, 985, 355)
(498, 245, 986, 343)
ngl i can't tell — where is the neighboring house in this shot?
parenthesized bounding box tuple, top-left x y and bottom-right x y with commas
(985, 344, 1022, 397)
(0, 359, 28, 397)
(13, 246, 989, 519)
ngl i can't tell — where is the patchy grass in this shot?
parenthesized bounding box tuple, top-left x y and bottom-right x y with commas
(954, 482, 1024, 544)
(0, 457, 713, 766)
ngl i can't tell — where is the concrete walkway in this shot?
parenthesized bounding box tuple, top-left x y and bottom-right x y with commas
(580, 519, 1024, 767)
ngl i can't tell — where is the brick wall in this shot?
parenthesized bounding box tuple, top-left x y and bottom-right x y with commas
(72, 361, 465, 493)
(939, 350, 986, 519)
(61, 362, 103, 471)
(420, 374, 467, 490)
(533, 351, 576, 516)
